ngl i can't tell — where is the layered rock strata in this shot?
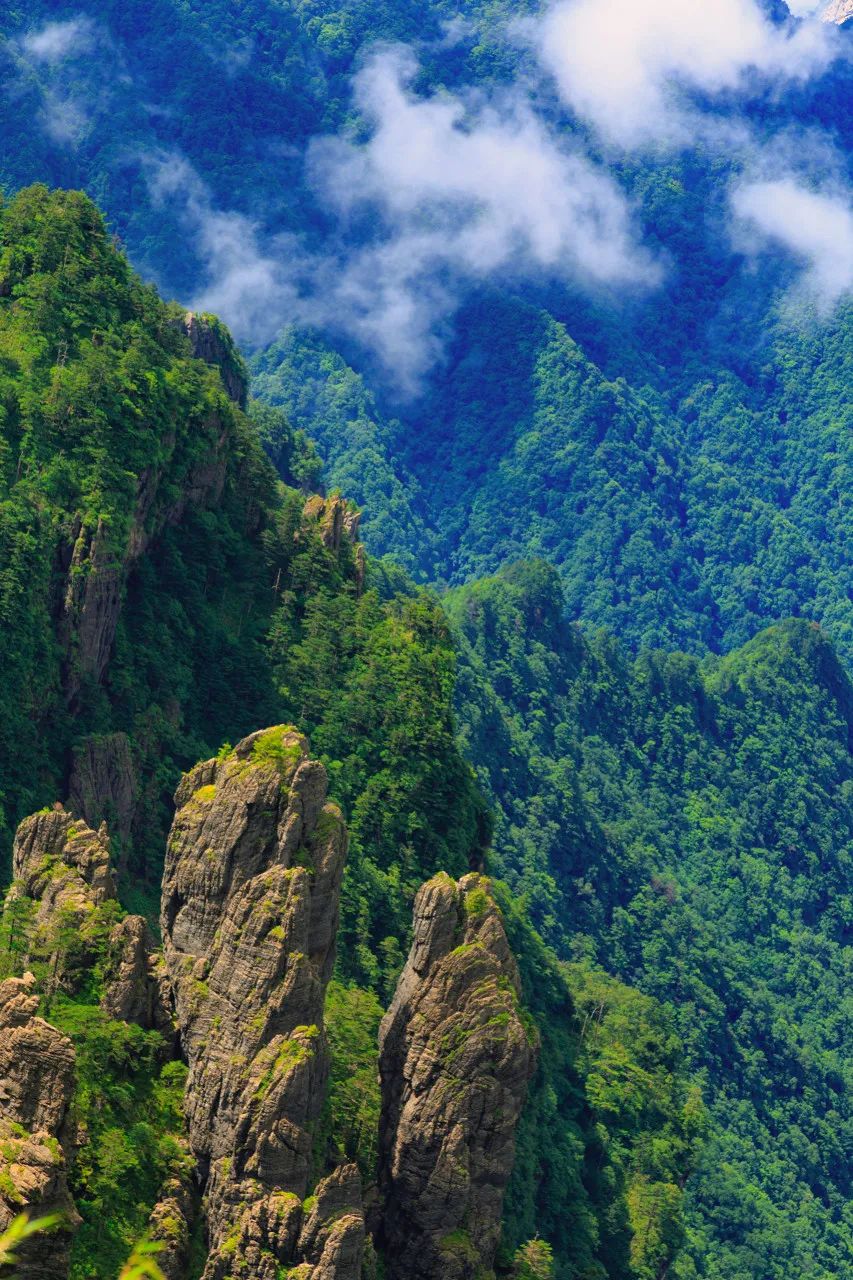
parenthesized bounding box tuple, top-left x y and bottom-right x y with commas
(0, 973, 78, 1279)
(378, 873, 538, 1280)
(68, 731, 138, 858)
(160, 725, 362, 1278)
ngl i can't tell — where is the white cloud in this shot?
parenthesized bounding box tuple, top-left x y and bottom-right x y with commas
(145, 153, 307, 343)
(537, 0, 834, 148)
(20, 17, 95, 64)
(785, 0, 822, 15)
(306, 47, 659, 384)
(12, 17, 120, 146)
(142, 26, 851, 387)
(731, 177, 853, 307)
(146, 49, 660, 390)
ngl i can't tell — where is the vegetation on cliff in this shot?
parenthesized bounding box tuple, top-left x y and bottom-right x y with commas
(0, 183, 850, 1280)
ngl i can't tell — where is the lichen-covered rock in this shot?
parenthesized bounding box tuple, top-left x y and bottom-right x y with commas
(147, 1165, 196, 1280)
(0, 975, 78, 1279)
(13, 808, 116, 921)
(8, 808, 166, 1026)
(161, 725, 358, 1277)
(298, 1164, 364, 1280)
(101, 914, 173, 1033)
(378, 873, 538, 1280)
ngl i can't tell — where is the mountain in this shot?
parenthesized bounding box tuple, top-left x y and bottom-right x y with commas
(0, 186, 699, 1280)
(0, 5, 850, 680)
(0, 2, 851, 1277)
(446, 560, 853, 1278)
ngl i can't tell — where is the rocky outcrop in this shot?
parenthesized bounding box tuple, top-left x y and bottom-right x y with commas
(183, 310, 249, 407)
(821, 0, 853, 22)
(302, 494, 361, 554)
(161, 725, 362, 1278)
(303, 495, 365, 593)
(295, 1163, 365, 1280)
(0, 974, 78, 1279)
(68, 732, 138, 858)
(57, 404, 232, 706)
(12, 808, 116, 938)
(146, 1164, 196, 1280)
(378, 873, 538, 1280)
(9, 807, 167, 1028)
(101, 913, 173, 1033)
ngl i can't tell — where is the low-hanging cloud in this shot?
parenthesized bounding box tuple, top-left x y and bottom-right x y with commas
(145, 152, 308, 340)
(731, 176, 853, 308)
(147, 48, 660, 390)
(19, 16, 95, 64)
(304, 46, 659, 384)
(115, 13, 852, 386)
(537, 0, 835, 149)
(12, 15, 121, 146)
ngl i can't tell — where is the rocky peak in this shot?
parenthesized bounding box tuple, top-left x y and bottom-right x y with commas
(820, 0, 853, 22)
(9, 807, 167, 1028)
(12, 807, 116, 930)
(183, 310, 249, 408)
(378, 872, 538, 1280)
(302, 494, 366, 593)
(161, 725, 362, 1279)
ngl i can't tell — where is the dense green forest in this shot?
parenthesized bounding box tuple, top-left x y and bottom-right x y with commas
(446, 560, 853, 1278)
(0, 186, 701, 1280)
(0, 1, 850, 666)
(0, 2, 850, 1278)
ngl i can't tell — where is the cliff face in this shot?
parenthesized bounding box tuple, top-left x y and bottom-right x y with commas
(0, 737, 538, 1280)
(378, 873, 538, 1280)
(0, 974, 78, 1280)
(57, 405, 229, 707)
(161, 725, 363, 1279)
(183, 310, 249, 409)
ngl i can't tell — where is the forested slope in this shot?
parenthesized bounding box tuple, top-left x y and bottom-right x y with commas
(446, 560, 853, 1278)
(0, 3, 850, 1276)
(0, 186, 699, 1280)
(0, 2, 850, 663)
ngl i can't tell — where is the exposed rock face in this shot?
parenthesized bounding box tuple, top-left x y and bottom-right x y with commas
(303, 495, 365, 594)
(378, 873, 538, 1280)
(60, 518, 123, 693)
(10, 807, 167, 1028)
(101, 913, 173, 1033)
(183, 310, 249, 407)
(56, 404, 231, 706)
(296, 1163, 365, 1280)
(12, 808, 116, 936)
(68, 732, 138, 858)
(821, 0, 853, 22)
(147, 1164, 196, 1280)
(0, 974, 78, 1279)
(161, 725, 362, 1278)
